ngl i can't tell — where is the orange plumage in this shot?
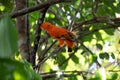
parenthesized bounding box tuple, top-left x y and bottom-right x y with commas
(40, 22, 76, 52)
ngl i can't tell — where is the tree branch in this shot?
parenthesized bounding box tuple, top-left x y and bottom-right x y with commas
(91, 0, 99, 17)
(40, 70, 92, 80)
(15, 0, 30, 61)
(34, 41, 57, 69)
(79, 40, 101, 67)
(109, 70, 120, 72)
(74, 17, 120, 30)
(30, 6, 49, 68)
(10, 0, 71, 18)
(59, 46, 79, 67)
(34, 43, 64, 70)
(68, 0, 83, 31)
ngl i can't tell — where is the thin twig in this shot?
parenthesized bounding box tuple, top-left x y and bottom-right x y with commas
(109, 70, 120, 72)
(38, 41, 57, 64)
(40, 70, 93, 79)
(31, 6, 49, 68)
(91, 0, 96, 17)
(35, 45, 66, 70)
(59, 46, 79, 67)
(79, 40, 101, 67)
(68, 0, 83, 31)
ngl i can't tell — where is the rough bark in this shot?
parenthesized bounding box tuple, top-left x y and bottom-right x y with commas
(15, 0, 30, 61)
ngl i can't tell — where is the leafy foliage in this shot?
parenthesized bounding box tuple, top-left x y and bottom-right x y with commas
(0, 14, 18, 58)
(0, 15, 42, 80)
(0, 0, 120, 80)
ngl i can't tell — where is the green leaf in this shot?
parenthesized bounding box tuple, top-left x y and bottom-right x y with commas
(92, 54, 97, 62)
(114, 2, 120, 13)
(68, 74, 77, 80)
(0, 58, 29, 80)
(0, 0, 12, 12)
(99, 52, 109, 60)
(0, 14, 18, 58)
(22, 60, 42, 80)
(95, 32, 103, 41)
(0, 58, 42, 80)
(71, 54, 79, 64)
(56, 54, 67, 70)
(82, 33, 93, 42)
(111, 53, 115, 59)
(104, 28, 114, 35)
(96, 44, 103, 50)
(111, 73, 118, 80)
(60, 61, 68, 70)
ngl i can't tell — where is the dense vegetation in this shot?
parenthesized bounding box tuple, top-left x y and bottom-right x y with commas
(0, 0, 120, 80)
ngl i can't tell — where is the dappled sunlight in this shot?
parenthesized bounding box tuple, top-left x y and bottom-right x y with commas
(1, 0, 120, 80)
(14, 71, 24, 80)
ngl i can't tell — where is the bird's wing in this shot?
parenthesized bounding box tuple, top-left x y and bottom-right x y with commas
(48, 26, 76, 41)
(54, 30, 75, 41)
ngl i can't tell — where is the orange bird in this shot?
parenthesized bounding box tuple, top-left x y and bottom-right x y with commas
(40, 22, 76, 52)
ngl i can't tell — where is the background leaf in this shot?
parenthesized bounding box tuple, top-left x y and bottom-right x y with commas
(0, 14, 18, 58)
(0, 58, 42, 80)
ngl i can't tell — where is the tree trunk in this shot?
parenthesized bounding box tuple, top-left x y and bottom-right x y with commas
(15, 0, 30, 62)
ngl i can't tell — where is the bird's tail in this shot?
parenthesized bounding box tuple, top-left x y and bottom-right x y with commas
(65, 40, 75, 52)
(68, 32, 78, 46)
(68, 47, 72, 52)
